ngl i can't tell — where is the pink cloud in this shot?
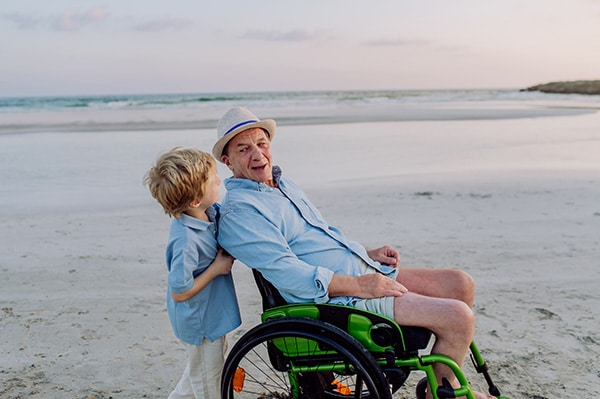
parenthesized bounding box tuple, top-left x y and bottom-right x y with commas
(53, 7, 108, 31)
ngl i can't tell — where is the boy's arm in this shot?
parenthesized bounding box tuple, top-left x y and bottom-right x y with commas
(171, 249, 234, 302)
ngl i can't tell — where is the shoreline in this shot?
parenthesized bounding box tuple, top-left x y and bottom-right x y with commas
(0, 101, 598, 136)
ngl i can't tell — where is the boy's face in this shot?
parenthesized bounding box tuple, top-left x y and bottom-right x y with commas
(199, 166, 221, 209)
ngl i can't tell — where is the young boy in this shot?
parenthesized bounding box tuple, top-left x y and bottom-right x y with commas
(144, 147, 241, 399)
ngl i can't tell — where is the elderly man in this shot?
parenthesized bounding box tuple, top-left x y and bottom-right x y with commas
(214, 107, 493, 399)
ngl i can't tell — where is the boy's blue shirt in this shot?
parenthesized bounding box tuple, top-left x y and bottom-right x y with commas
(165, 204, 241, 344)
(218, 166, 395, 306)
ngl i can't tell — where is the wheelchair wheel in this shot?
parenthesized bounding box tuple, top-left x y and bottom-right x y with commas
(222, 317, 391, 399)
(415, 377, 428, 399)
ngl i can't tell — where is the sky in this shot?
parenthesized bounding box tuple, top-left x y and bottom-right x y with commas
(1, 0, 600, 97)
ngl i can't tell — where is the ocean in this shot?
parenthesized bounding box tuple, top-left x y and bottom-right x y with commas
(2, 88, 600, 112)
(0, 89, 547, 112)
(1, 89, 599, 135)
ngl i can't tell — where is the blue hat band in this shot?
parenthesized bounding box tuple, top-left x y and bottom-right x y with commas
(224, 119, 259, 136)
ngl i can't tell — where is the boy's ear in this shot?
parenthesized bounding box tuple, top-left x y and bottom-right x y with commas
(189, 198, 202, 208)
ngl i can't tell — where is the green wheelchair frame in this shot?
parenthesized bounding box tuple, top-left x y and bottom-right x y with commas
(221, 270, 509, 399)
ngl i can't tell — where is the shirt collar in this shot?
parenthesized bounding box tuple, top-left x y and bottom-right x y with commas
(224, 165, 282, 192)
(176, 205, 217, 230)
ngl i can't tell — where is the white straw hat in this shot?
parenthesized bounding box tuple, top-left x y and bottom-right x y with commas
(212, 107, 276, 161)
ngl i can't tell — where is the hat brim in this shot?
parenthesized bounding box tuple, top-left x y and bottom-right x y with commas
(212, 119, 276, 161)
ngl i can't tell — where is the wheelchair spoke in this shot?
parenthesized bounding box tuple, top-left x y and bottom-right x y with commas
(230, 342, 291, 398)
(354, 375, 363, 399)
(244, 345, 290, 388)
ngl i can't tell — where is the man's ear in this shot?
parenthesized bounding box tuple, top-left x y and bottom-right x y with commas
(221, 155, 232, 169)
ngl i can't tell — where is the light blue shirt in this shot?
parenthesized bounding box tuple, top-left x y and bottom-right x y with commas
(165, 204, 241, 345)
(218, 166, 395, 306)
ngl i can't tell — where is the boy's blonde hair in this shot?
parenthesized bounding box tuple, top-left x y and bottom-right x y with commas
(144, 147, 216, 218)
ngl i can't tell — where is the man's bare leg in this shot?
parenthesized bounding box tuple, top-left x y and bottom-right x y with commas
(393, 271, 493, 399)
(397, 266, 475, 307)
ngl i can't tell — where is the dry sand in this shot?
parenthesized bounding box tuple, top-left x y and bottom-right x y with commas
(1, 108, 599, 398)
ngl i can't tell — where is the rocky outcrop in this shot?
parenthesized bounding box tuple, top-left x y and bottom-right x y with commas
(522, 80, 600, 95)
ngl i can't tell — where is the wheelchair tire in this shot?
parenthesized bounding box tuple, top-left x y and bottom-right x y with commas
(415, 377, 428, 399)
(222, 317, 392, 399)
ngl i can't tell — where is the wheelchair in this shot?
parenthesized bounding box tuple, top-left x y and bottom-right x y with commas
(221, 269, 509, 399)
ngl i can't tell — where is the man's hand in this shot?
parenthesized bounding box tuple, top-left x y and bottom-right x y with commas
(329, 272, 407, 299)
(366, 245, 400, 267)
(356, 272, 407, 298)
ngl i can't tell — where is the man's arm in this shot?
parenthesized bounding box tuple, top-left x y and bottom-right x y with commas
(219, 208, 334, 303)
(328, 245, 405, 299)
(328, 272, 407, 299)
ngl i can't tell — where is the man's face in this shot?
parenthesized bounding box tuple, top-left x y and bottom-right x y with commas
(221, 128, 273, 184)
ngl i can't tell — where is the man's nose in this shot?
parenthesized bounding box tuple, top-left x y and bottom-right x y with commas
(249, 146, 264, 160)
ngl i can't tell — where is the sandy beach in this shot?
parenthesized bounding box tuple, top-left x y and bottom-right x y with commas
(1, 103, 599, 398)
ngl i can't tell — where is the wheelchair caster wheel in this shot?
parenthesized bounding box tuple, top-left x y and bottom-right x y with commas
(415, 377, 428, 399)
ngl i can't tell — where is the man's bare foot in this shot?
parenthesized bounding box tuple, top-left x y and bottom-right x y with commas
(425, 387, 496, 399)
(473, 391, 496, 399)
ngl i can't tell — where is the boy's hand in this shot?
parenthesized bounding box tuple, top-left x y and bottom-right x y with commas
(213, 248, 235, 275)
